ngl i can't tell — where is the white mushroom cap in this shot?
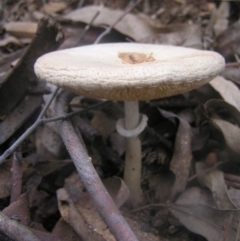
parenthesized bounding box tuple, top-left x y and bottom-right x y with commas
(34, 43, 225, 101)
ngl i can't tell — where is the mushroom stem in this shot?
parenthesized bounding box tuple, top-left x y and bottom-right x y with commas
(124, 101, 140, 129)
(123, 101, 143, 205)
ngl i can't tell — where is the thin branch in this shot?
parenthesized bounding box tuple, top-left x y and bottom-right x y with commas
(10, 152, 23, 203)
(0, 211, 41, 241)
(38, 87, 60, 119)
(55, 90, 139, 241)
(94, 0, 143, 44)
(0, 95, 110, 164)
(41, 100, 111, 124)
(0, 87, 59, 164)
(225, 62, 240, 67)
(131, 203, 171, 213)
(77, 2, 105, 43)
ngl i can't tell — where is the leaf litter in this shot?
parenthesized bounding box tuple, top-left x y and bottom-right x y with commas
(0, 0, 240, 241)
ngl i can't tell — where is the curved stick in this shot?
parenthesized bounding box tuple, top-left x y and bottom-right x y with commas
(55, 90, 139, 241)
(0, 211, 41, 241)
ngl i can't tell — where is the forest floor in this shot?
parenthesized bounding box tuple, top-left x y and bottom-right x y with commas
(0, 0, 240, 241)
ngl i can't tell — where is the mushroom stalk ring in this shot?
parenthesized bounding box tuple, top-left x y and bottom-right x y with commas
(116, 114, 148, 138)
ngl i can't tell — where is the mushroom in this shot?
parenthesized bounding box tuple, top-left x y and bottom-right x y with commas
(34, 43, 225, 206)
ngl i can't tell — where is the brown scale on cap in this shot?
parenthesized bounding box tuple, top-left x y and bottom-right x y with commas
(118, 52, 155, 64)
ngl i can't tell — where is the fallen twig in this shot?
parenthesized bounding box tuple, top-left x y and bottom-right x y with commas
(0, 87, 59, 164)
(0, 92, 111, 164)
(225, 62, 240, 67)
(74, 115, 124, 168)
(77, 2, 105, 44)
(10, 152, 23, 203)
(55, 90, 139, 241)
(0, 211, 41, 241)
(94, 0, 142, 44)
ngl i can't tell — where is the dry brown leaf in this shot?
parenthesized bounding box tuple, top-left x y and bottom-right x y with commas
(57, 188, 162, 241)
(2, 193, 31, 226)
(91, 111, 116, 141)
(0, 161, 12, 198)
(213, 2, 229, 37)
(228, 189, 240, 209)
(209, 76, 240, 111)
(0, 35, 22, 47)
(158, 109, 192, 199)
(41, 123, 65, 158)
(59, 172, 161, 241)
(41, 2, 67, 14)
(5, 22, 38, 38)
(57, 188, 117, 241)
(109, 132, 125, 156)
(221, 68, 240, 85)
(175, 187, 217, 207)
(64, 173, 129, 209)
(34, 159, 72, 177)
(170, 204, 240, 241)
(0, 49, 25, 84)
(216, 20, 240, 60)
(141, 23, 202, 49)
(28, 187, 49, 211)
(196, 162, 237, 209)
(102, 177, 130, 208)
(169, 119, 192, 199)
(0, 95, 42, 145)
(171, 187, 239, 240)
(204, 99, 240, 126)
(35, 126, 59, 160)
(63, 5, 156, 42)
(148, 174, 174, 203)
(31, 230, 61, 241)
(211, 118, 240, 154)
(52, 218, 83, 241)
(0, 18, 63, 120)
